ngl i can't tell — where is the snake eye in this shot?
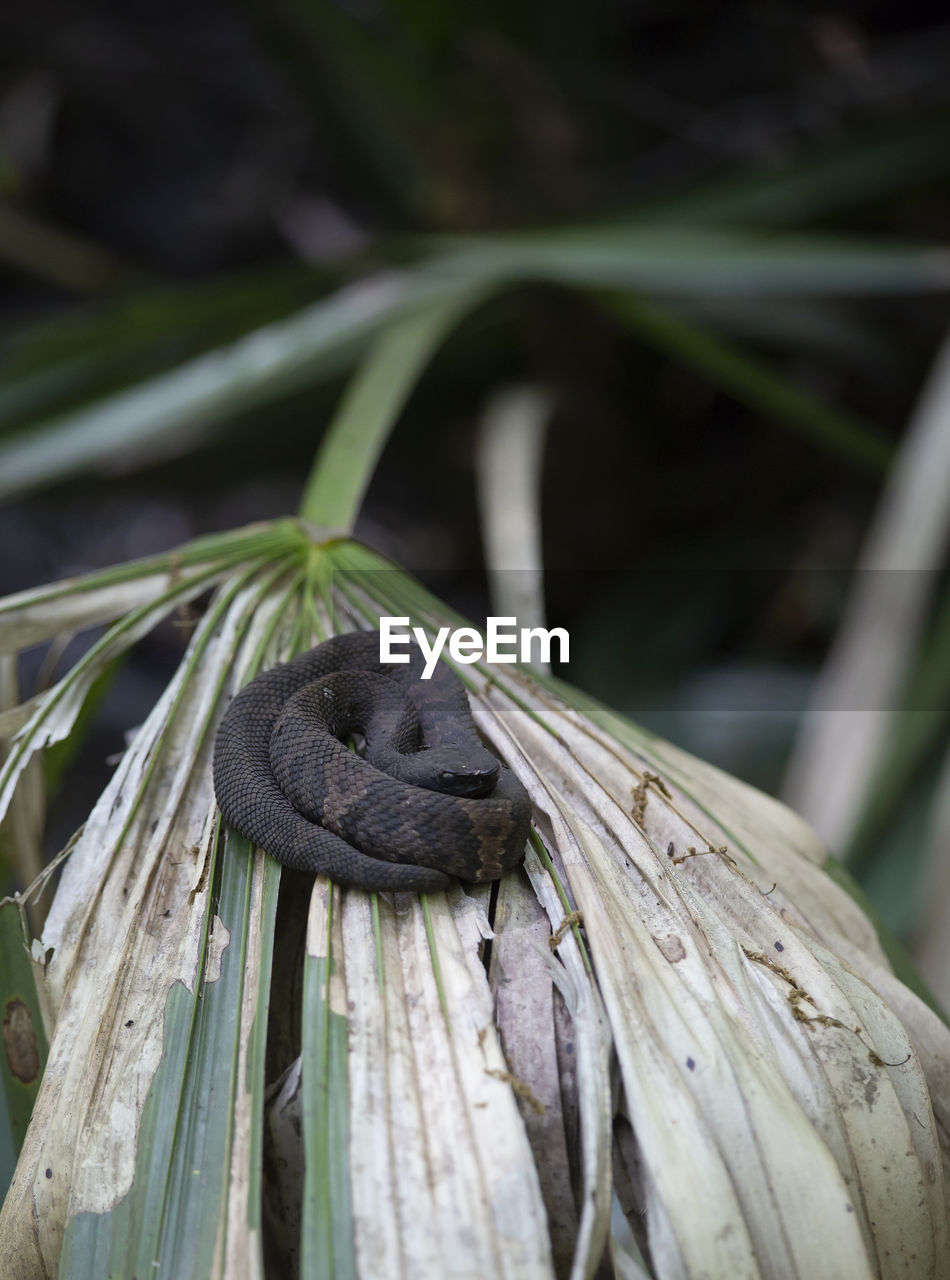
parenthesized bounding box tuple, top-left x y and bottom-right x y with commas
(439, 770, 456, 783)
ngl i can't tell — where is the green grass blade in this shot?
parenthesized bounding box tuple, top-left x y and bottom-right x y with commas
(0, 272, 446, 503)
(1, 222, 946, 504)
(633, 122, 950, 228)
(299, 287, 480, 530)
(607, 292, 892, 473)
(58, 836, 279, 1280)
(0, 1080, 14, 1209)
(0, 203, 135, 296)
(427, 227, 950, 296)
(300, 880, 355, 1280)
(0, 267, 331, 437)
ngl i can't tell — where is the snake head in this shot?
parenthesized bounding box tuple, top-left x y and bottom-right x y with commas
(421, 744, 500, 798)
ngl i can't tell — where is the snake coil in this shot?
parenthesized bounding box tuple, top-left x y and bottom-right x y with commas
(212, 631, 532, 891)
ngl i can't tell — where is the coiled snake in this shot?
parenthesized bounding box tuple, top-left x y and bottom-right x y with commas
(212, 631, 532, 891)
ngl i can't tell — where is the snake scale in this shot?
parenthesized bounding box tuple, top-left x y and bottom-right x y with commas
(212, 631, 532, 891)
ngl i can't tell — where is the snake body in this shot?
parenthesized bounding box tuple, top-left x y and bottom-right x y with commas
(212, 631, 531, 891)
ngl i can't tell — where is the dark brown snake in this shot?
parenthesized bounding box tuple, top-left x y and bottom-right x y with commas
(212, 631, 532, 891)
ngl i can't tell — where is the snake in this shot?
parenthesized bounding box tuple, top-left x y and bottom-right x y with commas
(212, 630, 532, 892)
